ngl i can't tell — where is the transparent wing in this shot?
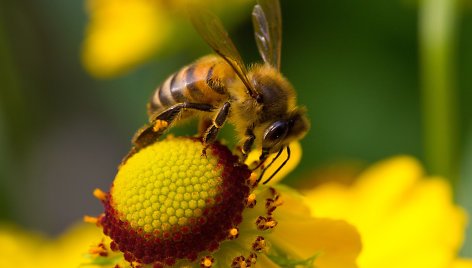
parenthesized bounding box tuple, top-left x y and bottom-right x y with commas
(189, 5, 259, 99)
(252, 0, 282, 70)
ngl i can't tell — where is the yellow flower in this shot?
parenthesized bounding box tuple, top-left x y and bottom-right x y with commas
(303, 156, 472, 268)
(87, 137, 361, 267)
(81, 0, 251, 78)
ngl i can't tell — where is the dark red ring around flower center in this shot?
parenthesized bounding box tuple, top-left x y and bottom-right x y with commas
(100, 140, 251, 265)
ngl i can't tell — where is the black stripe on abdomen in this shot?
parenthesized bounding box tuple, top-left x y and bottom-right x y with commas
(185, 65, 205, 100)
(169, 72, 186, 103)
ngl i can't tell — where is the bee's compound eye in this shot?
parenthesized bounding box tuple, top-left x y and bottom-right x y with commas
(264, 121, 289, 143)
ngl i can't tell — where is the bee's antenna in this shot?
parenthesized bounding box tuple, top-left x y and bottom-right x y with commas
(262, 146, 290, 185)
(256, 147, 284, 184)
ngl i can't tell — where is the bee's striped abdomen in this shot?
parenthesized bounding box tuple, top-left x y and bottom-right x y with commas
(148, 56, 233, 117)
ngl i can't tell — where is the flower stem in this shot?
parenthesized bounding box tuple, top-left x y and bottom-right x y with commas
(419, 0, 459, 184)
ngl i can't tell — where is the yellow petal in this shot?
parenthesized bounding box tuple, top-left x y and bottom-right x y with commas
(82, 0, 171, 77)
(351, 156, 424, 222)
(0, 224, 47, 268)
(267, 185, 362, 268)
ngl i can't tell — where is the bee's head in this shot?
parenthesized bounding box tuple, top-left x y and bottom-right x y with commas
(260, 108, 310, 157)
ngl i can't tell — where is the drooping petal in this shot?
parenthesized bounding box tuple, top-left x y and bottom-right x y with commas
(303, 156, 468, 268)
(0, 222, 106, 268)
(267, 185, 362, 268)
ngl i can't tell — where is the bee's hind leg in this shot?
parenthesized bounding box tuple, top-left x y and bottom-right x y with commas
(121, 102, 215, 166)
(135, 102, 215, 147)
(202, 102, 231, 156)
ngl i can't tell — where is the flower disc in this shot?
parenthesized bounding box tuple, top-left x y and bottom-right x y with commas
(100, 137, 251, 265)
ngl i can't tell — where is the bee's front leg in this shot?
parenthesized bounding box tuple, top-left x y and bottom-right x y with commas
(202, 101, 231, 156)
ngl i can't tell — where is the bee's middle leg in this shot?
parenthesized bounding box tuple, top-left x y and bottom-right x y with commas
(202, 101, 231, 155)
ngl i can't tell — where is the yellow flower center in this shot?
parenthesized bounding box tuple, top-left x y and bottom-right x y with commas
(112, 138, 223, 235)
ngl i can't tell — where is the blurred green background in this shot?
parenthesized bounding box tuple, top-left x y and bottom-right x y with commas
(0, 0, 471, 257)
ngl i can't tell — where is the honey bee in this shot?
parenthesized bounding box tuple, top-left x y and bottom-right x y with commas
(127, 0, 309, 184)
